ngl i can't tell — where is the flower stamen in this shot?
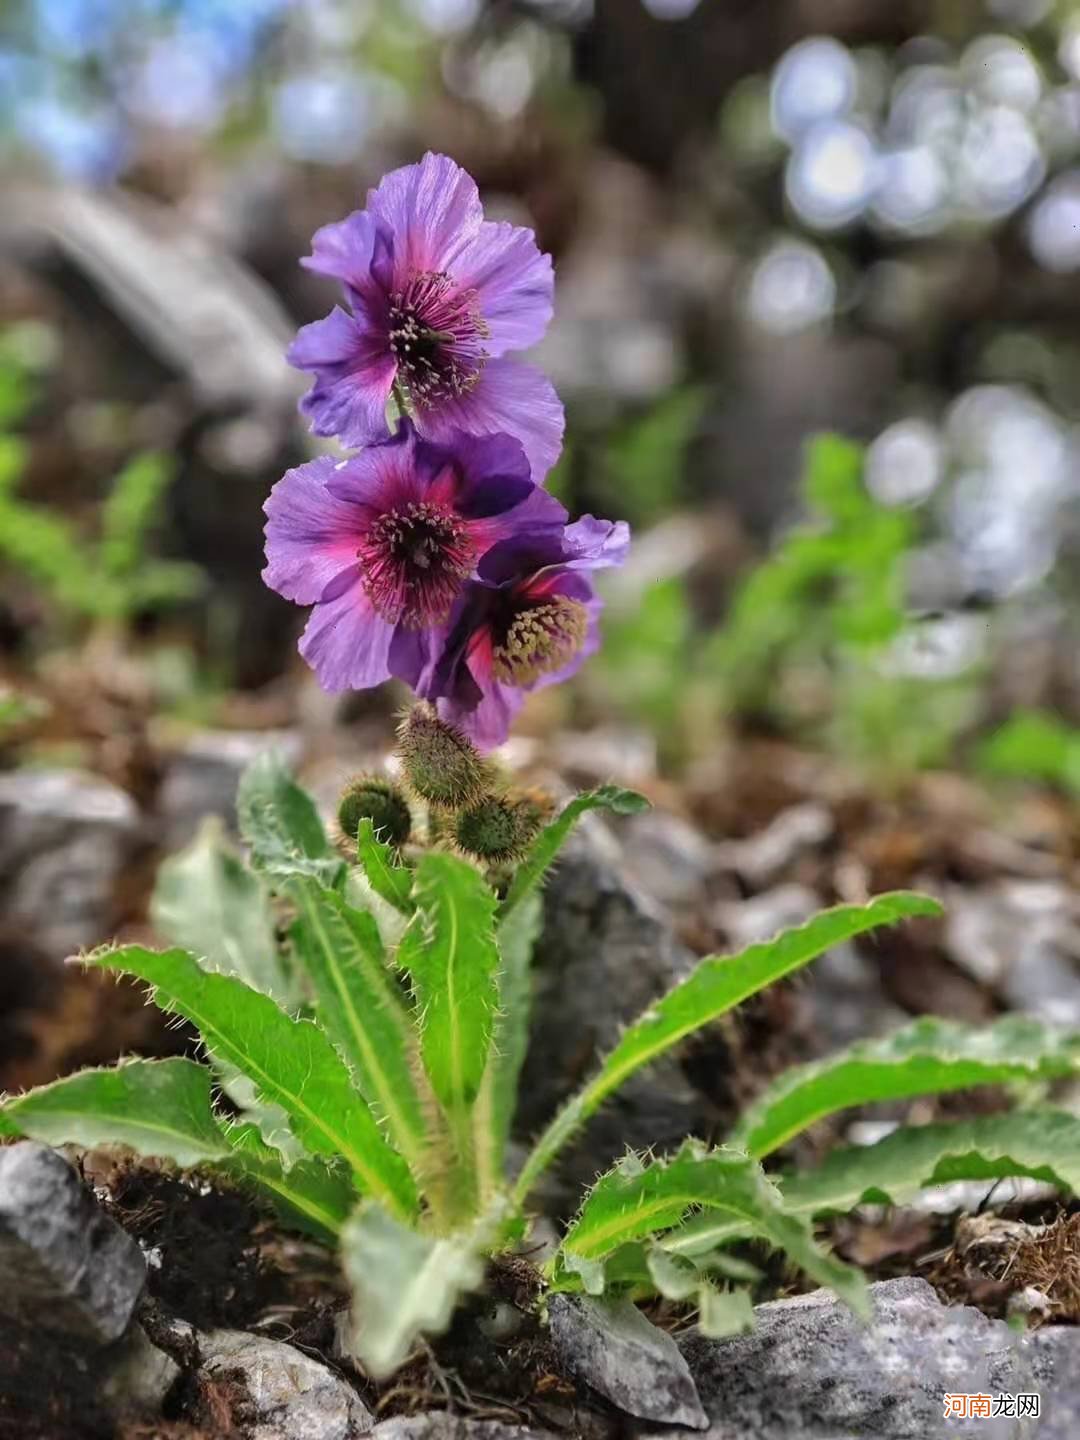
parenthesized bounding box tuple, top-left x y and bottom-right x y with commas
(358, 501, 477, 627)
(492, 596, 588, 685)
(389, 271, 489, 412)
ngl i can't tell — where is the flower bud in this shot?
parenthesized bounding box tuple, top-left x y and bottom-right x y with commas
(337, 775, 412, 850)
(452, 795, 540, 865)
(397, 703, 492, 809)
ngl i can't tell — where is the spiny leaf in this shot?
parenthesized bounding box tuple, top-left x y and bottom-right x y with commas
(397, 853, 500, 1114)
(223, 1123, 356, 1241)
(1, 1058, 228, 1167)
(514, 892, 941, 1204)
(86, 946, 416, 1219)
(697, 1285, 755, 1338)
(729, 1014, 1080, 1159)
(498, 785, 649, 921)
(474, 891, 544, 1196)
(237, 751, 343, 887)
(555, 1141, 865, 1317)
(356, 817, 413, 914)
(342, 1202, 494, 1377)
(152, 818, 294, 1003)
(289, 879, 427, 1173)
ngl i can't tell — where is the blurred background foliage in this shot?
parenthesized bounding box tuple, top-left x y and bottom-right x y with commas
(3, 0, 1080, 791)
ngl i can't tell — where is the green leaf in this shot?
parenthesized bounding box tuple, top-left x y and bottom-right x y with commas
(151, 818, 294, 1003)
(474, 891, 544, 1196)
(729, 1014, 1080, 1159)
(697, 1285, 755, 1338)
(802, 433, 868, 527)
(977, 709, 1080, 795)
(237, 752, 343, 887)
(356, 817, 413, 914)
(499, 786, 650, 922)
(780, 1110, 1080, 1219)
(397, 853, 500, 1115)
(223, 1123, 356, 1241)
(289, 879, 428, 1174)
(513, 892, 941, 1204)
(86, 946, 416, 1220)
(555, 1142, 865, 1317)
(342, 1203, 490, 1377)
(1, 1058, 228, 1167)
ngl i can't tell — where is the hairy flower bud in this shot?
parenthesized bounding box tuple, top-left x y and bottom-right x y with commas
(337, 775, 412, 850)
(397, 702, 492, 809)
(452, 795, 539, 865)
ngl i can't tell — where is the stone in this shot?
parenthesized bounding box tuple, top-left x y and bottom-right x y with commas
(519, 829, 713, 1202)
(0, 767, 141, 961)
(99, 1321, 182, 1419)
(0, 1141, 145, 1346)
(713, 804, 833, 888)
(548, 1295, 708, 1430)
(196, 1328, 373, 1440)
(157, 728, 303, 848)
(620, 810, 716, 908)
(661, 1277, 1046, 1440)
(374, 1422, 554, 1440)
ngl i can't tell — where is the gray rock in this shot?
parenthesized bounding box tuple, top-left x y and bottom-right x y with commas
(157, 728, 303, 847)
(197, 1328, 373, 1440)
(620, 810, 715, 909)
(0, 1142, 145, 1346)
(374, 1422, 553, 1440)
(713, 804, 833, 888)
(1023, 1326, 1080, 1439)
(99, 1322, 181, 1419)
(663, 1277, 1043, 1440)
(549, 1294, 708, 1430)
(519, 830, 713, 1201)
(0, 767, 141, 961)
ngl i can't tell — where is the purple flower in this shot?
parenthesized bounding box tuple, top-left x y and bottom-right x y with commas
(263, 421, 567, 693)
(418, 515, 630, 749)
(288, 152, 563, 481)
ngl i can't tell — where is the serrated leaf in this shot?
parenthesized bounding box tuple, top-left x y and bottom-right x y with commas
(730, 1014, 1080, 1159)
(514, 892, 941, 1203)
(556, 1141, 865, 1317)
(289, 879, 427, 1173)
(237, 752, 343, 887)
(1, 1058, 228, 1167)
(152, 818, 294, 1003)
(474, 890, 544, 1196)
(781, 1110, 1080, 1218)
(397, 853, 500, 1115)
(342, 1203, 489, 1377)
(223, 1123, 356, 1241)
(86, 946, 416, 1220)
(356, 817, 413, 914)
(498, 785, 650, 922)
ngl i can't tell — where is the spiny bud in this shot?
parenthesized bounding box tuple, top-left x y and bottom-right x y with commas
(337, 775, 412, 850)
(452, 795, 540, 865)
(512, 786, 555, 832)
(397, 703, 492, 809)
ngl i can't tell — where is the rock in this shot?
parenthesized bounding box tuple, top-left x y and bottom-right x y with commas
(99, 1321, 181, 1419)
(713, 804, 833, 888)
(0, 1141, 145, 1346)
(712, 883, 820, 948)
(519, 829, 714, 1202)
(0, 767, 141, 961)
(620, 810, 715, 908)
(195, 1328, 373, 1440)
(1024, 1326, 1080, 1439)
(157, 728, 303, 847)
(549, 1294, 708, 1430)
(374, 1422, 554, 1440)
(663, 1277, 1040, 1440)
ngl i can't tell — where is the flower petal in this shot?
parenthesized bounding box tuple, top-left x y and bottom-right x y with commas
(415, 358, 565, 482)
(301, 209, 384, 291)
(562, 515, 632, 570)
(288, 305, 396, 450)
(262, 455, 367, 605)
(455, 220, 554, 356)
(298, 569, 395, 692)
(365, 152, 483, 283)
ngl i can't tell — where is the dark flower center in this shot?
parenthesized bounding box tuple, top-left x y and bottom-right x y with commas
(357, 501, 477, 627)
(388, 271, 489, 412)
(492, 596, 588, 685)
